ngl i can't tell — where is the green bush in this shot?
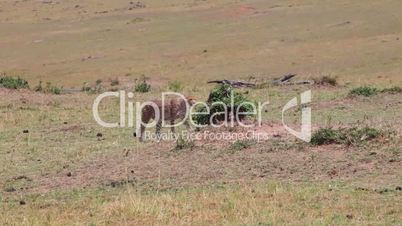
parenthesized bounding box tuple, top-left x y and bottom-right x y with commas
(192, 84, 254, 126)
(135, 80, 151, 93)
(0, 76, 29, 89)
(311, 127, 382, 146)
(349, 86, 378, 97)
(310, 128, 340, 145)
(168, 80, 184, 92)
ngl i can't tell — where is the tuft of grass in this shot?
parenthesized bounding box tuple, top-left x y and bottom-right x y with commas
(174, 135, 195, 151)
(381, 86, 402, 94)
(313, 75, 337, 86)
(34, 81, 63, 95)
(230, 139, 255, 151)
(81, 80, 103, 94)
(110, 78, 119, 86)
(168, 80, 184, 92)
(0, 75, 29, 89)
(349, 86, 378, 97)
(311, 127, 382, 146)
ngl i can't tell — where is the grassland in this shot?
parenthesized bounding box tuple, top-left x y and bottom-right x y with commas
(0, 0, 402, 225)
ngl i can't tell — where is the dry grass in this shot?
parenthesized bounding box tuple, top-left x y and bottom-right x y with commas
(1, 182, 401, 225)
(1, 0, 402, 224)
(1, 0, 402, 87)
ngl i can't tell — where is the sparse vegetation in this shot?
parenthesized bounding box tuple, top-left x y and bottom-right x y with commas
(110, 78, 119, 87)
(230, 139, 255, 151)
(349, 86, 378, 97)
(0, 75, 29, 89)
(46, 83, 63, 95)
(168, 80, 184, 92)
(174, 135, 195, 151)
(313, 75, 338, 86)
(311, 127, 382, 146)
(382, 86, 402, 94)
(34, 81, 63, 94)
(81, 80, 103, 94)
(135, 77, 151, 93)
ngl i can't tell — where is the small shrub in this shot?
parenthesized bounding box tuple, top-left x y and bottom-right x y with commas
(349, 86, 378, 97)
(382, 86, 402, 94)
(192, 84, 255, 125)
(168, 80, 184, 92)
(310, 128, 340, 145)
(313, 75, 337, 86)
(0, 76, 29, 89)
(311, 127, 382, 146)
(342, 127, 381, 145)
(135, 77, 151, 93)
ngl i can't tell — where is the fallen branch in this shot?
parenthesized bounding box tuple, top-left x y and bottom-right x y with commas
(271, 73, 297, 85)
(207, 80, 256, 88)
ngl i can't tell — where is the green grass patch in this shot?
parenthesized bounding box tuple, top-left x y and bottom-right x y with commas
(168, 80, 184, 92)
(230, 139, 255, 152)
(311, 127, 382, 146)
(134, 77, 151, 93)
(0, 75, 29, 89)
(349, 86, 378, 97)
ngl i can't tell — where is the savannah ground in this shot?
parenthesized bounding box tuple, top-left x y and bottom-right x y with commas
(0, 0, 401, 225)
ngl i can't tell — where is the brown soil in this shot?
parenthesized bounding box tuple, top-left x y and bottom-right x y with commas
(32, 124, 401, 193)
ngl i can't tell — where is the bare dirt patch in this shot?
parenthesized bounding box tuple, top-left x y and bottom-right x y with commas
(30, 124, 401, 193)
